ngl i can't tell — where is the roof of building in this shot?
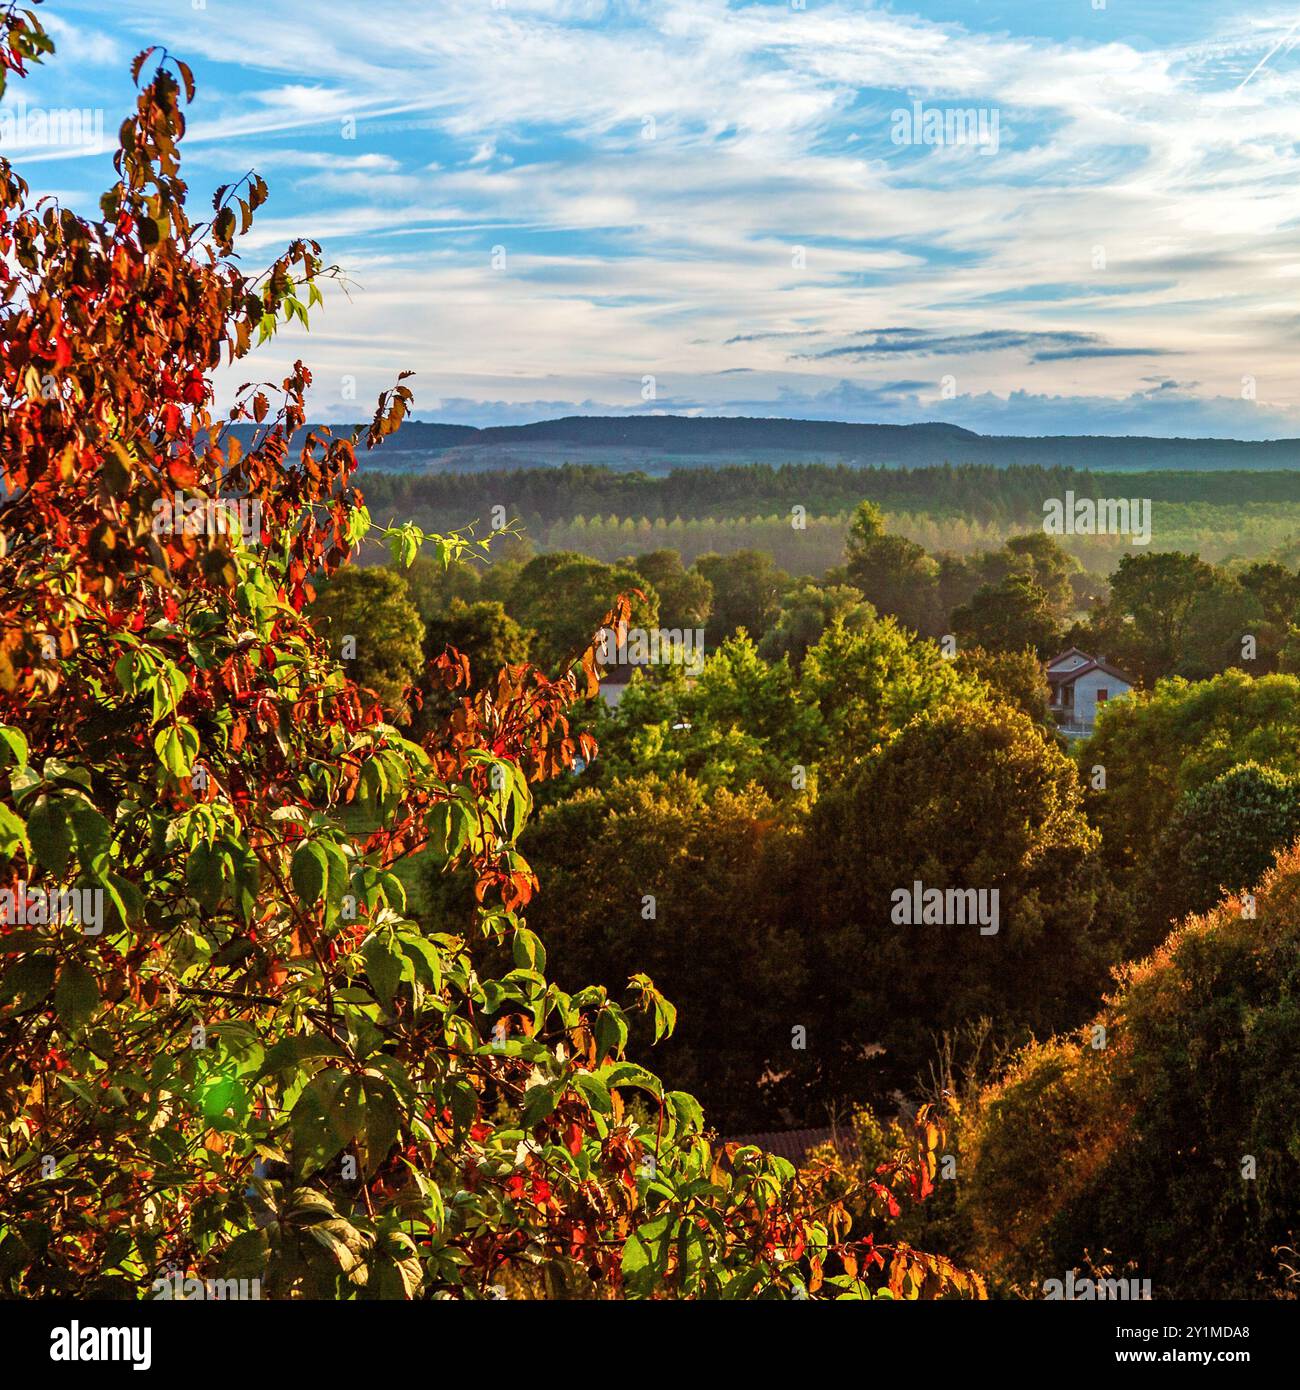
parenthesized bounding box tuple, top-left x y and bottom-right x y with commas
(1050, 656, 1133, 688)
(724, 1127, 855, 1163)
(1046, 646, 1091, 670)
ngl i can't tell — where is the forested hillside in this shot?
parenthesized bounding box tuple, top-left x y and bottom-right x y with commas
(309, 415, 1300, 472)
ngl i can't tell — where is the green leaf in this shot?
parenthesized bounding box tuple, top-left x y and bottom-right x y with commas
(54, 959, 99, 1031)
(666, 1090, 705, 1139)
(105, 871, 145, 929)
(572, 1071, 612, 1116)
(621, 1230, 651, 1276)
(113, 650, 141, 695)
(629, 972, 677, 1042)
(594, 1003, 629, 1060)
(69, 805, 112, 874)
(362, 934, 404, 1009)
(0, 803, 30, 864)
(602, 1060, 663, 1100)
(521, 1079, 561, 1128)
(512, 926, 546, 973)
(359, 1073, 401, 1174)
(446, 1075, 478, 1136)
(396, 930, 444, 994)
(378, 870, 406, 915)
(0, 724, 28, 770)
(719, 1265, 766, 1301)
(149, 663, 188, 725)
(216, 1229, 270, 1281)
(27, 797, 71, 876)
(320, 840, 349, 906)
(621, 1212, 672, 1294)
(186, 841, 225, 909)
(290, 841, 328, 906)
(197, 1074, 249, 1128)
(257, 1035, 344, 1081)
(290, 1070, 365, 1178)
(0, 954, 56, 1013)
(154, 723, 198, 779)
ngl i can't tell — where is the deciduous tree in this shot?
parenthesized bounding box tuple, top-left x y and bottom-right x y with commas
(0, 25, 970, 1301)
(961, 845, 1300, 1298)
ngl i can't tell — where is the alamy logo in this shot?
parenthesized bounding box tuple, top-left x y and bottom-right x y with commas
(1042, 1271, 1152, 1301)
(890, 881, 1000, 935)
(890, 100, 1000, 155)
(49, 1322, 151, 1370)
(151, 493, 263, 543)
(0, 101, 104, 152)
(150, 1272, 262, 1300)
(597, 626, 705, 676)
(0, 881, 103, 934)
(1043, 491, 1151, 545)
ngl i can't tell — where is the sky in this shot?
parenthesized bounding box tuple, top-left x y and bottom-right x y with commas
(7, 0, 1300, 436)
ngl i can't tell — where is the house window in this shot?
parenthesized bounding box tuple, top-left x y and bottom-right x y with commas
(1062, 685, 1074, 709)
(1096, 688, 1108, 703)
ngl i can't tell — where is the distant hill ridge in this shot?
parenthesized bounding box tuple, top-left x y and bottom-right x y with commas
(230, 415, 1300, 472)
(449, 416, 982, 448)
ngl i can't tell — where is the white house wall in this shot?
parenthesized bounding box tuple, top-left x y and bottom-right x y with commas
(1070, 669, 1131, 726)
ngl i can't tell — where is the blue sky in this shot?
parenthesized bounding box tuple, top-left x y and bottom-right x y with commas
(8, 0, 1300, 436)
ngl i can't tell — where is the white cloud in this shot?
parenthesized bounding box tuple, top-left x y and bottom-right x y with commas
(18, 0, 1300, 431)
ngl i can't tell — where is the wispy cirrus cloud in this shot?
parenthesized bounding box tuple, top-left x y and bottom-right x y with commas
(10, 0, 1300, 434)
(798, 328, 1172, 363)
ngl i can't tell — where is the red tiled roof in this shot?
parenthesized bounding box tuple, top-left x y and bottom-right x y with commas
(1051, 656, 1132, 687)
(724, 1127, 855, 1163)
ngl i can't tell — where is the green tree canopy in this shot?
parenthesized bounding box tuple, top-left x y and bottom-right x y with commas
(1086, 550, 1216, 684)
(309, 567, 426, 723)
(952, 574, 1060, 658)
(520, 775, 809, 1129)
(693, 549, 787, 645)
(844, 502, 941, 637)
(1150, 761, 1300, 926)
(794, 702, 1105, 1097)
(798, 616, 983, 770)
(628, 549, 712, 630)
(757, 579, 875, 669)
(507, 552, 657, 670)
(399, 554, 482, 622)
(587, 635, 821, 799)
(1081, 669, 1300, 943)
(953, 645, 1052, 725)
(961, 843, 1300, 1298)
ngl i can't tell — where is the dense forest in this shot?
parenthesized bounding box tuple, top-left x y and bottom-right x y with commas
(314, 495, 1300, 1298)
(357, 463, 1300, 571)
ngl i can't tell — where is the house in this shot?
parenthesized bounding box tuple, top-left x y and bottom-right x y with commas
(723, 1127, 856, 1165)
(598, 680, 629, 708)
(1046, 647, 1134, 736)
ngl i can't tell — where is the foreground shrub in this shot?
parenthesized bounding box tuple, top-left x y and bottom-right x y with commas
(961, 846, 1300, 1298)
